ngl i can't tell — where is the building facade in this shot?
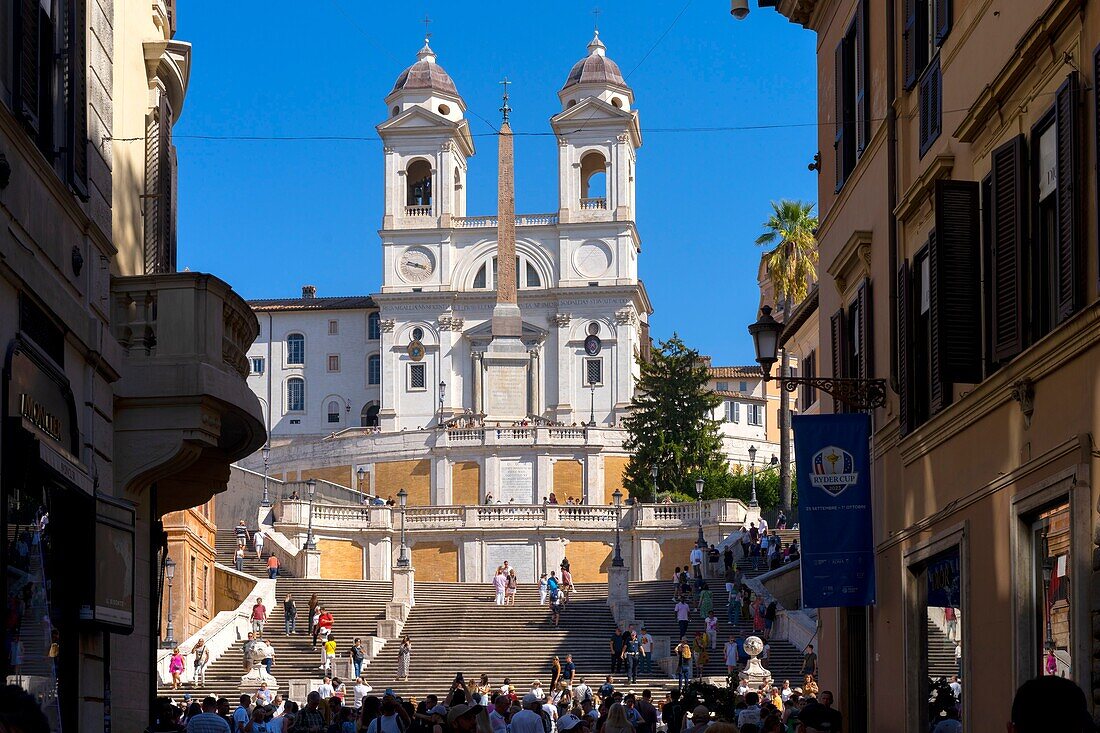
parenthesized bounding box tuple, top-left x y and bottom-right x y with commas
(766, 0, 1100, 729)
(0, 1, 263, 730)
(160, 498, 217, 644)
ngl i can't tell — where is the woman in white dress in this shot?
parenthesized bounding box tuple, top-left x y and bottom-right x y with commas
(723, 634, 739, 677)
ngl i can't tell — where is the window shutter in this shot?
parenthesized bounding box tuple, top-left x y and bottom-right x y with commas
(934, 0, 952, 46)
(927, 231, 947, 413)
(933, 179, 982, 386)
(1095, 46, 1100, 299)
(919, 56, 942, 157)
(856, 278, 873, 380)
(1054, 72, 1081, 324)
(830, 308, 847, 413)
(902, 0, 918, 90)
(897, 262, 913, 436)
(14, 0, 41, 134)
(144, 93, 177, 274)
(66, 0, 89, 195)
(990, 135, 1027, 361)
(854, 0, 869, 155)
(834, 41, 846, 191)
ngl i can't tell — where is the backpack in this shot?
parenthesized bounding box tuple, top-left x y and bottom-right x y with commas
(550, 586, 560, 602)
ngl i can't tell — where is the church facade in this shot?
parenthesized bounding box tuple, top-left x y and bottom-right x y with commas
(244, 34, 774, 506)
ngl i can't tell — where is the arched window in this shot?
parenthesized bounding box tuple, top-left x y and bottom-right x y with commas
(368, 354, 381, 385)
(525, 261, 542, 288)
(368, 312, 381, 340)
(453, 168, 463, 214)
(361, 403, 380, 427)
(327, 400, 341, 424)
(406, 160, 433, 208)
(286, 333, 305, 365)
(287, 377, 305, 412)
(580, 151, 607, 204)
(473, 263, 488, 289)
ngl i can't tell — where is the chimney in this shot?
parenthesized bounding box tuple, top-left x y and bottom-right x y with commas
(302, 285, 317, 299)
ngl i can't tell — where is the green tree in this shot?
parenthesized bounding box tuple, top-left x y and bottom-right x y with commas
(623, 335, 727, 502)
(755, 199, 819, 512)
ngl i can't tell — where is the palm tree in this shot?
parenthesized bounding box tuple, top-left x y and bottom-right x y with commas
(755, 200, 819, 513)
(755, 199, 819, 306)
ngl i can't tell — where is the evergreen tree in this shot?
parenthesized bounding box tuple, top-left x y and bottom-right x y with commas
(623, 335, 727, 502)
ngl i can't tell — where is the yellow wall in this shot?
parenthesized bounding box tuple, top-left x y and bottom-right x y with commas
(301, 465, 354, 487)
(658, 537, 698, 580)
(318, 539, 363, 580)
(603, 457, 631, 501)
(214, 565, 258, 613)
(565, 541, 612, 583)
(553, 460, 584, 503)
(411, 542, 458, 582)
(452, 462, 480, 505)
(376, 459, 432, 505)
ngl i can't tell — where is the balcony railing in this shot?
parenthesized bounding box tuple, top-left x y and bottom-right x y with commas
(579, 197, 607, 210)
(405, 205, 432, 216)
(453, 213, 559, 228)
(277, 498, 750, 533)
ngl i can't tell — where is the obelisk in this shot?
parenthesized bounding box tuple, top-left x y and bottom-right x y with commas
(482, 79, 529, 423)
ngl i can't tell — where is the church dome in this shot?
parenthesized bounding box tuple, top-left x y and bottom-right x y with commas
(561, 32, 629, 91)
(392, 40, 459, 97)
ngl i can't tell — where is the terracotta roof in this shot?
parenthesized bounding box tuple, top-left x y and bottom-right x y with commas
(708, 365, 764, 379)
(713, 390, 765, 400)
(778, 285, 819, 348)
(562, 32, 629, 91)
(249, 296, 377, 312)
(392, 42, 459, 96)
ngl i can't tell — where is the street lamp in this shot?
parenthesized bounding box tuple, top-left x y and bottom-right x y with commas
(588, 373, 597, 427)
(438, 380, 447, 426)
(1041, 530, 1055, 651)
(304, 478, 317, 550)
(695, 477, 706, 548)
(357, 466, 367, 505)
(612, 488, 625, 567)
(396, 488, 410, 568)
(748, 445, 759, 508)
(261, 444, 272, 507)
(163, 556, 176, 648)
(749, 305, 888, 410)
(650, 465, 659, 500)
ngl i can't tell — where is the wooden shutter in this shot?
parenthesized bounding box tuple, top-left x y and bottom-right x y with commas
(854, 0, 869, 156)
(856, 278, 873, 380)
(144, 93, 177, 274)
(927, 230, 947, 413)
(66, 0, 89, 194)
(835, 40, 847, 191)
(902, 0, 918, 90)
(14, 0, 41, 134)
(1095, 46, 1100, 299)
(934, 179, 982, 386)
(897, 262, 913, 436)
(830, 308, 847, 413)
(1054, 72, 1081, 324)
(919, 56, 942, 157)
(990, 135, 1027, 361)
(934, 0, 952, 46)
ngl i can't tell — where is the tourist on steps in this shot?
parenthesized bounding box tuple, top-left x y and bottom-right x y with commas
(283, 594, 296, 636)
(396, 635, 411, 681)
(539, 573, 549, 605)
(493, 567, 507, 606)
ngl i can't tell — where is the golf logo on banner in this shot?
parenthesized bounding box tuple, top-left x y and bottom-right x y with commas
(793, 413, 876, 608)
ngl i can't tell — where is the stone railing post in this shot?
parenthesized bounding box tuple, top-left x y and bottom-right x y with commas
(304, 547, 321, 579)
(607, 565, 635, 626)
(392, 566, 415, 607)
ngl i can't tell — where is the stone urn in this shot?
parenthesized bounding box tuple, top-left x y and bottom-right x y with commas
(738, 635, 773, 691)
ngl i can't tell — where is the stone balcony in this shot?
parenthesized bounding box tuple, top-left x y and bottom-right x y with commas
(112, 272, 266, 512)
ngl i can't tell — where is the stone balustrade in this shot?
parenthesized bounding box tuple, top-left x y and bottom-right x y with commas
(277, 498, 749, 533)
(579, 197, 608, 210)
(404, 205, 432, 216)
(452, 213, 559, 228)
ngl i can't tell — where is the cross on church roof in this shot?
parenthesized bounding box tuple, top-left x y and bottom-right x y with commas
(499, 77, 511, 124)
(422, 14, 432, 42)
(593, 6, 601, 31)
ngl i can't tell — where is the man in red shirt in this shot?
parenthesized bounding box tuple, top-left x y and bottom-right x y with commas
(267, 554, 280, 579)
(318, 608, 334, 643)
(251, 597, 267, 634)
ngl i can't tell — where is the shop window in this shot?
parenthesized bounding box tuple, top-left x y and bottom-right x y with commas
(1029, 501, 1072, 679)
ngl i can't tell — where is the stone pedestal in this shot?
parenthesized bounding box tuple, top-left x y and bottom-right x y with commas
(607, 565, 636, 626)
(239, 666, 278, 695)
(393, 566, 415, 607)
(304, 548, 321, 579)
(482, 340, 529, 423)
(738, 635, 773, 691)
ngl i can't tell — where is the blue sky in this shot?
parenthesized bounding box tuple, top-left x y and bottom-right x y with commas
(175, 1, 816, 365)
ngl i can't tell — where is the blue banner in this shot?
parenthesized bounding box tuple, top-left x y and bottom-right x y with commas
(793, 413, 875, 608)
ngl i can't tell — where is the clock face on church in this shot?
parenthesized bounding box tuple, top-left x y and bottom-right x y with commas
(398, 247, 435, 283)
